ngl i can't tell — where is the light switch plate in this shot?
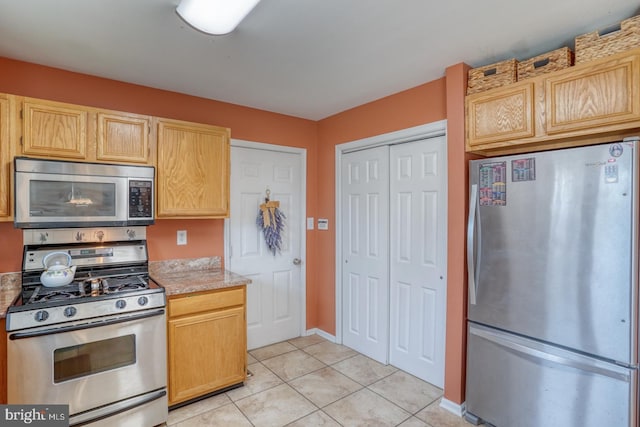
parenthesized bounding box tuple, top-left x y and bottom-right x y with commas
(307, 217, 314, 230)
(317, 218, 329, 230)
(177, 230, 187, 245)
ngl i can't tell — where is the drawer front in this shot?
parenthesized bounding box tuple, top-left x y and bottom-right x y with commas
(168, 287, 244, 318)
(466, 323, 634, 427)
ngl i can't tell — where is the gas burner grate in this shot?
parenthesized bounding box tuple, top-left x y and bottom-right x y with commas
(23, 274, 151, 306)
(100, 275, 148, 293)
(27, 283, 85, 304)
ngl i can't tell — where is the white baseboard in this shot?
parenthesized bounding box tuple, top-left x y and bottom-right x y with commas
(439, 397, 466, 417)
(305, 328, 336, 343)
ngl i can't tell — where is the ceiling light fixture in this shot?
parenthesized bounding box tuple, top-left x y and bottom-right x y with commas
(176, 0, 261, 35)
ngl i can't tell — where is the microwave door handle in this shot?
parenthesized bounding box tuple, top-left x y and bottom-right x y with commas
(9, 309, 165, 340)
(467, 184, 479, 305)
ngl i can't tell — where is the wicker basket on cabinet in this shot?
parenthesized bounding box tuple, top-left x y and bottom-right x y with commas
(467, 58, 517, 95)
(517, 47, 574, 80)
(575, 15, 640, 63)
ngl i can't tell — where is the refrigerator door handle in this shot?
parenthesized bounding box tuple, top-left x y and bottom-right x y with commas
(471, 326, 631, 383)
(467, 183, 479, 305)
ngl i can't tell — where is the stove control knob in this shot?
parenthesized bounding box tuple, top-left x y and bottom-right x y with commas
(64, 307, 77, 318)
(34, 310, 49, 322)
(138, 296, 149, 306)
(115, 299, 127, 309)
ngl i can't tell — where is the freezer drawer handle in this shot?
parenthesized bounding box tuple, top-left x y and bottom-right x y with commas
(471, 326, 630, 383)
(467, 184, 479, 305)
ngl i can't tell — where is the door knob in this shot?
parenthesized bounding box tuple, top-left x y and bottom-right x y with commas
(293, 258, 302, 265)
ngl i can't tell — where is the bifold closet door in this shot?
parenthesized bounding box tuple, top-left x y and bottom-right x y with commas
(340, 136, 447, 387)
(341, 146, 390, 364)
(389, 136, 447, 388)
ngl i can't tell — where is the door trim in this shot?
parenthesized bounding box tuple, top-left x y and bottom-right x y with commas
(334, 120, 447, 344)
(224, 138, 308, 337)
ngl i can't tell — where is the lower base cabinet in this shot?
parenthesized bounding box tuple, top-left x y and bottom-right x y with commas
(167, 286, 246, 406)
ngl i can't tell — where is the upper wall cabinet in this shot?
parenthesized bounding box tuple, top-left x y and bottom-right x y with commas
(466, 48, 640, 155)
(96, 111, 153, 164)
(545, 53, 640, 134)
(20, 98, 89, 160)
(16, 97, 153, 165)
(466, 82, 535, 148)
(0, 94, 15, 220)
(156, 118, 230, 218)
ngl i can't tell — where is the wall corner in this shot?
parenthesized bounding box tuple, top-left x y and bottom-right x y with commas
(443, 62, 470, 406)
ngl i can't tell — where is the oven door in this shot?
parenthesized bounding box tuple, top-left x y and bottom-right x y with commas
(7, 309, 167, 421)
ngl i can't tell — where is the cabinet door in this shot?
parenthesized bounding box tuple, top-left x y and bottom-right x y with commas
(96, 111, 151, 164)
(167, 306, 246, 405)
(466, 82, 535, 148)
(0, 94, 13, 219)
(20, 98, 89, 160)
(156, 119, 230, 217)
(546, 53, 640, 134)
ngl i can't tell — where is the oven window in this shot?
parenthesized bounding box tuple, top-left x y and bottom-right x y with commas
(53, 335, 136, 383)
(29, 180, 116, 217)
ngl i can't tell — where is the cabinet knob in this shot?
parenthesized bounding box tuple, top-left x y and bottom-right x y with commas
(293, 258, 301, 265)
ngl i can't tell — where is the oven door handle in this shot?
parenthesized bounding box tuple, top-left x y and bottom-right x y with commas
(71, 389, 167, 427)
(8, 308, 165, 340)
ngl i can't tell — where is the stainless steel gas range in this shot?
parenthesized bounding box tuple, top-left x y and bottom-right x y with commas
(6, 227, 168, 427)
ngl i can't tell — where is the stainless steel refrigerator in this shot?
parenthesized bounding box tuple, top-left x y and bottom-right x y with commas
(465, 139, 639, 427)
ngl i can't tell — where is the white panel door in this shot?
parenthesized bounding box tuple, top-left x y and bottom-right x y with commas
(389, 136, 447, 387)
(229, 146, 303, 349)
(341, 146, 389, 364)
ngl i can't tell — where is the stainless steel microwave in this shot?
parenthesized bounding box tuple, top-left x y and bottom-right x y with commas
(14, 157, 154, 228)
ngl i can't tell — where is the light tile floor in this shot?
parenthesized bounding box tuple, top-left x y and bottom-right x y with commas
(165, 334, 479, 427)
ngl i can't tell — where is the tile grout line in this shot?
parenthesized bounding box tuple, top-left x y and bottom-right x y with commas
(171, 336, 454, 427)
(230, 398, 257, 427)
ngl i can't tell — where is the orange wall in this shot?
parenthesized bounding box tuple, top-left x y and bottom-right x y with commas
(315, 78, 447, 334)
(0, 56, 320, 325)
(315, 71, 471, 404)
(315, 75, 470, 404)
(0, 223, 23, 272)
(0, 56, 471, 405)
(444, 63, 471, 404)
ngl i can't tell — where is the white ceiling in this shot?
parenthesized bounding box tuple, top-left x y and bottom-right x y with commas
(0, 1, 637, 120)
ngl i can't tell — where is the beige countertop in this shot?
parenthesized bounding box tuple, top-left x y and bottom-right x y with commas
(149, 257, 251, 297)
(0, 258, 251, 316)
(0, 273, 21, 318)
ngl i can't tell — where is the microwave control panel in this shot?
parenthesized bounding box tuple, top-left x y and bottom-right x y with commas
(129, 180, 153, 219)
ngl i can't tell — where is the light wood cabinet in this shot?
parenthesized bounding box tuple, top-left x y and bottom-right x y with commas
(20, 98, 89, 160)
(466, 48, 640, 155)
(12, 96, 232, 219)
(96, 111, 152, 164)
(16, 97, 153, 165)
(0, 94, 15, 220)
(466, 82, 535, 147)
(156, 118, 230, 218)
(167, 286, 246, 406)
(545, 52, 640, 134)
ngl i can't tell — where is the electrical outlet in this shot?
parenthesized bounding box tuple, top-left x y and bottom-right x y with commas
(307, 217, 314, 230)
(177, 230, 187, 245)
